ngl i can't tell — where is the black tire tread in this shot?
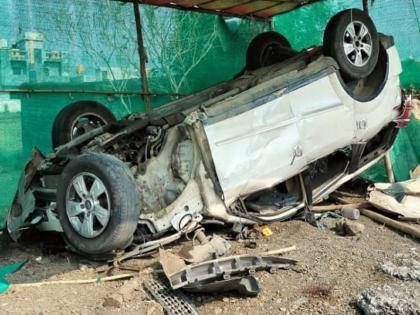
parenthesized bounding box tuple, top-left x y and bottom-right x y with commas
(57, 153, 139, 256)
(323, 9, 379, 79)
(246, 31, 295, 70)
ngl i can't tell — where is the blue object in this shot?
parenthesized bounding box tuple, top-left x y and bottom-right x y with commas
(0, 261, 27, 293)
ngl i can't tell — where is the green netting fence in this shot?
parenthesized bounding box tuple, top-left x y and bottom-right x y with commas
(0, 0, 419, 225)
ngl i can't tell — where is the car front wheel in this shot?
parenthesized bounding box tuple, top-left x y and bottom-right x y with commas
(56, 153, 140, 257)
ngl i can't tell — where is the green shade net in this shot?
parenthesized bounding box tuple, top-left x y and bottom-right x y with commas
(0, 260, 27, 293)
(363, 116, 420, 182)
(0, 0, 419, 226)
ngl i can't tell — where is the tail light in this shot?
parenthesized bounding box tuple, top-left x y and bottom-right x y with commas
(394, 94, 413, 128)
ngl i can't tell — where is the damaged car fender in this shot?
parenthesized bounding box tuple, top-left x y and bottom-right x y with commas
(6, 149, 45, 240)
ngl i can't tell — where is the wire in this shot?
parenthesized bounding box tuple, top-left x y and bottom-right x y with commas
(412, 0, 420, 35)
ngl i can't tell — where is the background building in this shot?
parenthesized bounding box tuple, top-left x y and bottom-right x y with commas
(0, 32, 68, 86)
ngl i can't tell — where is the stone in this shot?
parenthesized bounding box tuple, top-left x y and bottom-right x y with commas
(381, 252, 420, 281)
(103, 295, 123, 308)
(353, 284, 420, 314)
(102, 277, 142, 308)
(335, 219, 365, 236)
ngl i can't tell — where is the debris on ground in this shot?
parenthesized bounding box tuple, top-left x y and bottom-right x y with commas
(1, 217, 419, 314)
(312, 202, 369, 213)
(312, 211, 342, 229)
(368, 178, 420, 219)
(341, 207, 360, 220)
(164, 252, 296, 291)
(232, 224, 259, 249)
(159, 246, 297, 296)
(12, 273, 134, 289)
(335, 219, 365, 236)
(360, 208, 420, 239)
(381, 252, 420, 281)
(178, 229, 231, 264)
(2, 177, 419, 314)
(185, 275, 261, 296)
(260, 226, 273, 237)
(329, 188, 420, 239)
(411, 165, 420, 179)
(144, 278, 198, 315)
(353, 284, 420, 315)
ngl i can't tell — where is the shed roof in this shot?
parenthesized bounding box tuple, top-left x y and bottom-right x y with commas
(132, 0, 321, 19)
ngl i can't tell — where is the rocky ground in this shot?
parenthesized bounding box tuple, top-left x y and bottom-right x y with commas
(0, 214, 419, 315)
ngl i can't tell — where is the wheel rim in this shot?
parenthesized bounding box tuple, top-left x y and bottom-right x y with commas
(343, 20, 373, 67)
(66, 172, 111, 238)
(71, 113, 107, 140)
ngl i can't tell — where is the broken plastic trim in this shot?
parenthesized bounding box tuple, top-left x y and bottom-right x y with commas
(184, 275, 260, 297)
(162, 254, 297, 290)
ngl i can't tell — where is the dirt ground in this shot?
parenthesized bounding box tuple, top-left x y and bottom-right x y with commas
(0, 215, 419, 315)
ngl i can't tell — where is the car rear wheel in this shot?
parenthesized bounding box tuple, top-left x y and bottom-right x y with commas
(52, 101, 116, 149)
(246, 31, 297, 70)
(323, 9, 379, 79)
(57, 153, 139, 257)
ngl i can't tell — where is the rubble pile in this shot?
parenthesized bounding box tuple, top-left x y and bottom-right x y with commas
(381, 252, 420, 281)
(353, 284, 420, 315)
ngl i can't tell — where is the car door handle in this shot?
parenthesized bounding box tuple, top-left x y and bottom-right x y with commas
(290, 145, 303, 165)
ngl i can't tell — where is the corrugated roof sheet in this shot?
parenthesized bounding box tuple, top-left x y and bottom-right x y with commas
(135, 0, 321, 19)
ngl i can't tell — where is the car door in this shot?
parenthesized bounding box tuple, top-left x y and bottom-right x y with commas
(204, 91, 306, 205)
(289, 74, 355, 163)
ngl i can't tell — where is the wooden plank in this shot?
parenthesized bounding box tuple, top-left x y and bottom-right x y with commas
(361, 208, 420, 239)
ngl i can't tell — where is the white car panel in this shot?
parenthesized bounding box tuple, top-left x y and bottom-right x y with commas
(204, 93, 306, 205)
(290, 76, 354, 162)
(205, 47, 402, 205)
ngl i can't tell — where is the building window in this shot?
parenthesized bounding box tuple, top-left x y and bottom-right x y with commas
(12, 67, 22, 75)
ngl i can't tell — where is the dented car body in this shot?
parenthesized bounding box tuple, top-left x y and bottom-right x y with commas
(7, 30, 407, 257)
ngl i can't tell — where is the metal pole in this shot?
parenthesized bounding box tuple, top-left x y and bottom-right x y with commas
(133, 2, 151, 114)
(269, 18, 274, 31)
(384, 152, 395, 183)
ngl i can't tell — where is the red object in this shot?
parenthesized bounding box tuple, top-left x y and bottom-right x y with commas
(394, 95, 413, 128)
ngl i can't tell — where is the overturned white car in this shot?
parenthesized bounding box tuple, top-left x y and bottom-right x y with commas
(6, 9, 411, 258)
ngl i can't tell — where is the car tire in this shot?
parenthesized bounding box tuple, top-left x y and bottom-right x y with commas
(52, 101, 116, 148)
(246, 31, 296, 70)
(323, 9, 379, 79)
(56, 153, 140, 257)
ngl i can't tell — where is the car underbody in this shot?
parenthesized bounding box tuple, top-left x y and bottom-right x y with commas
(6, 33, 406, 258)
